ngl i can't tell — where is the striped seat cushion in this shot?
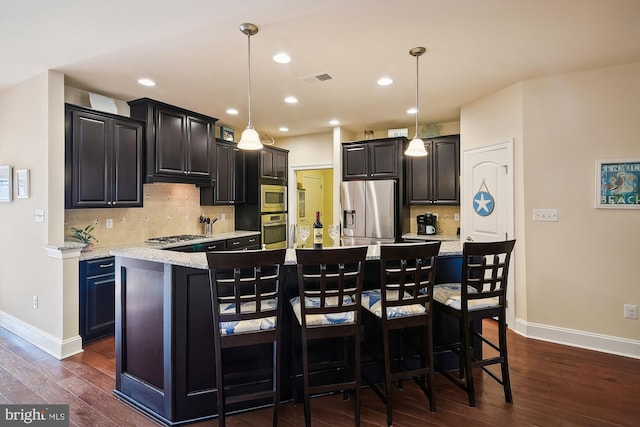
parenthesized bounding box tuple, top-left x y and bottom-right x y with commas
(361, 289, 426, 319)
(432, 283, 499, 311)
(218, 298, 277, 335)
(290, 296, 355, 326)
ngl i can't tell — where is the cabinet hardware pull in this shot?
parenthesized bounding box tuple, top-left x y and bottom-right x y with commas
(232, 241, 240, 245)
(99, 263, 114, 268)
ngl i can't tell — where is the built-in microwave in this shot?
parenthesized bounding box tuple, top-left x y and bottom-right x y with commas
(261, 184, 287, 213)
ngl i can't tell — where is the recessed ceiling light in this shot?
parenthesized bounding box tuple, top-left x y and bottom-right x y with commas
(377, 77, 393, 86)
(284, 96, 298, 104)
(407, 107, 418, 114)
(329, 119, 340, 126)
(273, 52, 291, 64)
(138, 78, 156, 87)
(279, 127, 289, 132)
(226, 108, 239, 115)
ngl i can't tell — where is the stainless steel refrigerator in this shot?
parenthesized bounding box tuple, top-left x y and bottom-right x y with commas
(341, 180, 397, 245)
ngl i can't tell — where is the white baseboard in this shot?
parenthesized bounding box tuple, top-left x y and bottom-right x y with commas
(0, 310, 83, 360)
(514, 317, 640, 359)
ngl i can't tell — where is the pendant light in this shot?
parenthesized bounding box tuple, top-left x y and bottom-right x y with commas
(405, 47, 428, 156)
(238, 23, 263, 150)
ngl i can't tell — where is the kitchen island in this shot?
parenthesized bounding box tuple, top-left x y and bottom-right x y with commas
(111, 241, 462, 426)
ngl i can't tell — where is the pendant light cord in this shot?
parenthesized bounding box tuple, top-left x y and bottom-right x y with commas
(246, 32, 253, 129)
(414, 52, 419, 139)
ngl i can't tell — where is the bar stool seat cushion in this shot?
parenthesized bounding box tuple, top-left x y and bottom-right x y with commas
(290, 296, 355, 326)
(361, 289, 426, 318)
(219, 299, 277, 335)
(432, 283, 498, 311)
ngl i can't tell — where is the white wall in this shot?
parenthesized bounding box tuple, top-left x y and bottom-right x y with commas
(462, 62, 640, 357)
(461, 83, 528, 321)
(0, 71, 77, 358)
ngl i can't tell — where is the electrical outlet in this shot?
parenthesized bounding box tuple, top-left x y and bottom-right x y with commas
(624, 304, 638, 319)
(222, 213, 226, 220)
(33, 296, 38, 309)
(106, 218, 113, 229)
(533, 208, 559, 222)
(454, 213, 460, 221)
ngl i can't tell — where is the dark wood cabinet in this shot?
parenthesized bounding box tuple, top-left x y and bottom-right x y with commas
(79, 256, 115, 343)
(65, 104, 143, 208)
(128, 98, 216, 184)
(342, 137, 404, 180)
(226, 235, 260, 250)
(200, 139, 245, 205)
(407, 135, 460, 205)
(260, 146, 288, 181)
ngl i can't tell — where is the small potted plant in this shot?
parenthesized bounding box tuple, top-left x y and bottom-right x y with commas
(70, 224, 99, 251)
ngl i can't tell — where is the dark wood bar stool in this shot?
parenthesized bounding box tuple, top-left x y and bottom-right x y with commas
(290, 246, 368, 427)
(432, 239, 516, 407)
(361, 242, 441, 427)
(206, 248, 287, 427)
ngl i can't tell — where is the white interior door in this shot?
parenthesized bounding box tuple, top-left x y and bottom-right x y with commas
(462, 140, 515, 325)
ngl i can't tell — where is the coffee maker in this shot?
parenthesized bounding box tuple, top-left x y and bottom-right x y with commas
(417, 213, 437, 235)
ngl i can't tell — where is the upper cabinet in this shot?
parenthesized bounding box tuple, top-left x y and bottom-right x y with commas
(407, 135, 460, 205)
(200, 139, 245, 206)
(128, 98, 217, 184)
(260, 146, 289, 181)
(65, 104, 144, 209)
(342, 137, 405, 180)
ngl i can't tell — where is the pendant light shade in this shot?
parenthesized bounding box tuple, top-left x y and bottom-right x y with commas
(405, 46, 428, 157)
(238, 23, 263, 150)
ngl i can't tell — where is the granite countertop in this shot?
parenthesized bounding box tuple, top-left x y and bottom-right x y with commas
(401, 233, 460, 242)
(109, 238, 462, 270)
(77, 230, 261, 261)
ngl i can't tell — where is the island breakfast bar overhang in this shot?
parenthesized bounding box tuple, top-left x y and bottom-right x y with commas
(111, 243, 466, 426)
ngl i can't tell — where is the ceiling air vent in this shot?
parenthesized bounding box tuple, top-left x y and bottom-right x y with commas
(301, 73, 333, 84)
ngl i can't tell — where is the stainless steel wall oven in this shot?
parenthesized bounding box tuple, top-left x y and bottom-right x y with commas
(261, 212, 287, 249)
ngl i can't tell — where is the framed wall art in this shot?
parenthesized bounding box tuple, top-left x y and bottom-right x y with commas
(0, 165, 13, 203)
(595, 158, 640, 209)
(221, 126, 235, 142)
(16, 169, 30, 198)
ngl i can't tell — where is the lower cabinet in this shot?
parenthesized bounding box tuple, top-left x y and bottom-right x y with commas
(79, 257, 115, 343)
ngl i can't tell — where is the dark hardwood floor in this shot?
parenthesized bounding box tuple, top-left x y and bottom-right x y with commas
(1, 321, 639, 426)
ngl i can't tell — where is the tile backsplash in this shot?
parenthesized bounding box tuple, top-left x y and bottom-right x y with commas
(65, 183, 235, 247)
(408, 205, 461, 236)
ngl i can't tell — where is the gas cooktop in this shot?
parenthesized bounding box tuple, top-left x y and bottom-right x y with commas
(146, 235, 206, 244)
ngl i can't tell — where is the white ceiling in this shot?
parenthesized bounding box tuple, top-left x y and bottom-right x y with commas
(2, 0, 640, 139)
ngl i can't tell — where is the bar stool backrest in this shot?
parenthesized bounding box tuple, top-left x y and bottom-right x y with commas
(295, 247, 368, 329)
(379, 242, 441, 320)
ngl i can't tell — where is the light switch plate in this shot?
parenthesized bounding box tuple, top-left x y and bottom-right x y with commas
(34, 209, 45, 223)
(533, 208, 558, 222)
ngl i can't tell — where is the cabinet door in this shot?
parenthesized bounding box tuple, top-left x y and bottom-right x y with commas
(215, 142, 234, 204)
(260, 148, 288, 181)
(112, 119, 143, 207)
(408, 140, 433, 203)
(342, 144, 368, 180)
(369, 140, 399, 178)
(274, 149, 288, 180)
(69, 110, 110, 208)
(186, 115, 212, 180)
(433, 137, 460, 204)
(156, 107, 186, 176)
(80, 257, 115, 343)
(261, 148, 275, 179)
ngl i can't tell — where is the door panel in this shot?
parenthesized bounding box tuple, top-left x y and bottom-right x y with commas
(462, 140, 515, 325)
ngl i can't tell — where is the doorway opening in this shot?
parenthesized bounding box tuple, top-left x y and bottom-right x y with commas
(294, 169, 334, 247)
